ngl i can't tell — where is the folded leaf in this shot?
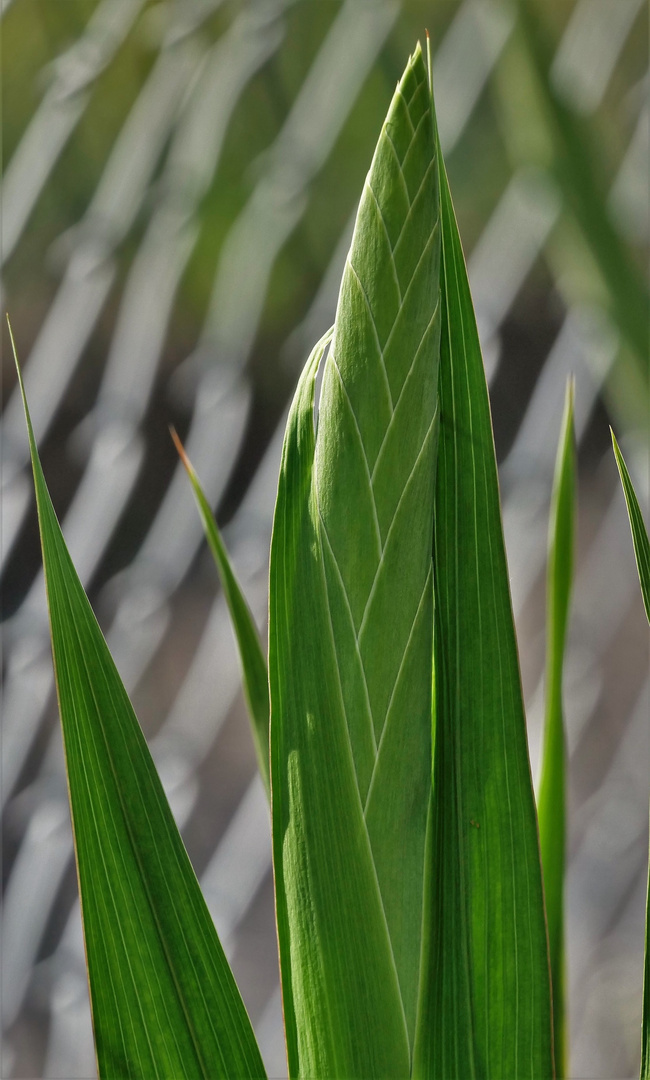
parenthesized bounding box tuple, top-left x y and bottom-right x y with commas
(270, 42, 440, 1077)
(538, 378, 576, 1079)
(171, 427, 270, 795)
(413, 124, 554, 1077)
(10, 320, 266, 1080)
(610, 430, 650, 1080)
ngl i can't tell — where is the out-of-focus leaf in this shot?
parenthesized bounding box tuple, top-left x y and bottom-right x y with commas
(610, 429, 650, 1080)
(171, 427, 270, 796)
(538, 378, 576, 1080)
(413, 123, 554, 1078)
(269, 43, 439, 1077)
(612, 432, 650, 625)
(10, 321, 266, 1080)
(517, 2, 649, 384)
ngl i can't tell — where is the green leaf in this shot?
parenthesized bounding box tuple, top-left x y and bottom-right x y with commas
(412, 123, 554, 1077)
(171, 428, 270, 796)
(611, 432, 650, 626)
(269, 42, 439, 1077)
(9, 320, 266, 1080)
(516, 2, 649, 385)
(610, 430, 650, 1080)
(538, 378, 576, 1080)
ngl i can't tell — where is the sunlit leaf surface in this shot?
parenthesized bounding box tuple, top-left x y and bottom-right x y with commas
(269, 44, 439, 1077)
(11, 323, 266, 1080)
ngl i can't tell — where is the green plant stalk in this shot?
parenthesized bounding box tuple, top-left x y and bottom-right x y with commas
(611, 431, 650, 1079)
(538, 378, 576, 1079)
(171, 427, 270, 796)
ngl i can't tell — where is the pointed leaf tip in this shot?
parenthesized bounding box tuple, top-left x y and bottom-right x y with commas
(172, 427, 270, 794)
(611, 429, 650, 626)
(170, 424, 192, 474)
(16, 348, 266, 1079)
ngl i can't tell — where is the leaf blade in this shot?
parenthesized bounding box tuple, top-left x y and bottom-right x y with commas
(413, 123, 554, 1078)
(171, 427, 270, 796)
(269, 45, 443, 1076)
(10, 322, 266, 1080)
(313, 43, 441, 1050)
(611, 432, 650, 625)
(538, 378, 576, 1079)
(610, 430, 650, 1080)
(269, 328, 410, 1080)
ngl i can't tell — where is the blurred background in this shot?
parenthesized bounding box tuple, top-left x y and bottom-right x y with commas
(1, 1, 648, 1076)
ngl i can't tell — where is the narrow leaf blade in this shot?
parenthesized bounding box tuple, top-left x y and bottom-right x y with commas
(172, 428, 270, 795)
(538, 378, 576, 1079)
(610, 430, 650, 1080)
(10, 324, 266, 1080)
(413, 126, 554, 1077)
(611, 432, 650, 625)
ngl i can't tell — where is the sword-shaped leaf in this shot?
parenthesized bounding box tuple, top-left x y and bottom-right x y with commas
(269, 43, 440, 1077)
(10, 321, 266, 1080)
(413, 123, 554, 1077)
(612, 433, 650, 626)
(538, 378, 576, 1079)
(171, 428, 270, 796)
(611, 430, 650, 1080)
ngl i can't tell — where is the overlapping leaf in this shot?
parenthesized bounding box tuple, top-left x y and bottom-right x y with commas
(269, 45, 439, 1077)
(413, 128, 554, 1078)
(538, 380, 576, 1079)
(11, 323, 265, 1080)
